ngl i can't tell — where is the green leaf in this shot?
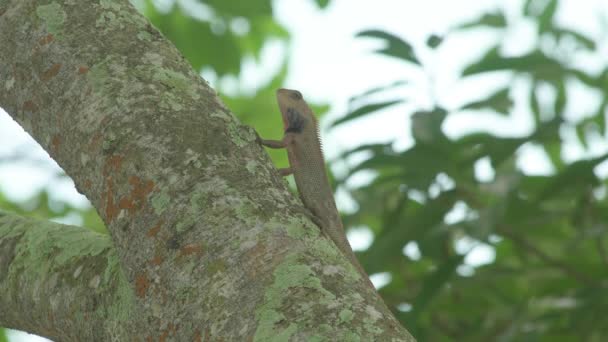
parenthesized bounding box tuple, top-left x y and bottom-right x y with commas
(593, 99, 607, 136)
(530, 83, 541, 124)
(314, 0, 331, 9)
(142, 0, 287, 76)
(543, 142, 564, 170)
(357, 30, 420, 65)
(462, 48, 564, 84)
(553, 27, 596, 50)
(523, 0, 534, 16)
(348, 80, 408, 104)
(554, 81, 566, 116)
(460, 87, 513, 114)
(426, 34, 443, 48)
(575, 123, 588, 149)
(410, 254, 466, 318)
(204, 0, 272, 17)
(538, 0, 558, 32)
(0, 328, 8, 342)
(538, 153, 608, 200)
(458, 12, 507, 29)
(332, 99, 402, 127)
(411, 108, 449, 144)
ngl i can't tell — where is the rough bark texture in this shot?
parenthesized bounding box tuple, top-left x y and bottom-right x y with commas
(0, 211, 133, 341)
(0, 0, 415, 341)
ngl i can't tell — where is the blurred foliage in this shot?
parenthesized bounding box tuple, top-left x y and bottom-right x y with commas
(0, 329, 7, 342)
(337, 0, 608, 340)
(140, 0, 287, 76)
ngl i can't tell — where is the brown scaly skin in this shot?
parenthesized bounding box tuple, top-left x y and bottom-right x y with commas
(258, 88, 372, 286)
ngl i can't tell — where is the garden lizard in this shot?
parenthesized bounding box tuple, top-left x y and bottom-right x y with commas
(257, 88, 371, 285)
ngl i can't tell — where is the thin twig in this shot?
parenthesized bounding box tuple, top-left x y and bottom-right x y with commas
(499, 226, 595, 286)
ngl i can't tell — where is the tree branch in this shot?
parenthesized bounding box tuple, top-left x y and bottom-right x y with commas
(0, 0, 413, 340)
(0, 211, 134, 341)
(499, 227, 595, 285)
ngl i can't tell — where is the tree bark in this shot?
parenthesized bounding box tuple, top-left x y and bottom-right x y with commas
(0, 0, 415, 340)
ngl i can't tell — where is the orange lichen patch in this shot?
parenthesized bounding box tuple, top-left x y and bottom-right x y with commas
(89, 131, 103, 150)
(150, 255, 163, 266)
(113, 176, 156, 217)
(105, 155, 124, 173)
(179, 243, 204, 256)
(22, 100, 38, 112)
(118, 196, 135, 213)
(38, 33, 54, 45)
(104, 178, 119, 222)
(41, 63, 62, 81)
(51, 135, 61, 152)
(147, 220, 164, 237)
(113, 181, 156, 219)
(129, 176, 155, 201)
(193, 331, 201, 342)
(78, 66, 89, 74)
(159, 323, 177, 342)
(135, 273, 150, 298)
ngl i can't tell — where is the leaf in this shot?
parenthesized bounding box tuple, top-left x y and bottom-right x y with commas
(593, 99, 607, 136)
(426, 34, 443, 48)
(0, 328, 8, 342)
(348, 80, 408, 104)
(554, 81, 566, 116)
(543, 142, 564, 170)
(458, 12, 507, 29)
(314, 0, 331, 9)
(553, 27, 596, 50)
(523, 0, 534, 16)
(530, 83, 541, 124)
(461, 87, 513, 114)
(411, 108, 448, 144)
(538, 153, 608, 200)
(575, 122, 588, 150)
(357, 30, 420, 65)
(538, 0, 558, 32)
(410, 254, 466, 318)
(332, 99, 402, 127)
(462, 48, 564, 84)
(142, 0, 286, 76)
(361, 191, 460, 273)
(205, 0, 272, 17)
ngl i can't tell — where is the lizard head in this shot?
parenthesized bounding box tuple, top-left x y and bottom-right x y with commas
(276, 88, 316, 134)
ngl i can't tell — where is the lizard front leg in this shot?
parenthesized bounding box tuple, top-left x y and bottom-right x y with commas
(258, 138, 285, 149)
(257, 134, 294, 176)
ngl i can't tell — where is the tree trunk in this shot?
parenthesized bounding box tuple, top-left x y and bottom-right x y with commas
(0, 0, 415, 340)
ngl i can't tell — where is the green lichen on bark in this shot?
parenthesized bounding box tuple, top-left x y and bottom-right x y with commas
(36, 2, 66, 37)
(151, 191, 170, 215)
(254, 253, 336, 341)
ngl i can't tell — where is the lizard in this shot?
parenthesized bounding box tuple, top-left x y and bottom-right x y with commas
(257, 88, 372, 286)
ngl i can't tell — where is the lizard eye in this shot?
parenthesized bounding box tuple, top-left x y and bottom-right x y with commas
(290, 90, 303, 100)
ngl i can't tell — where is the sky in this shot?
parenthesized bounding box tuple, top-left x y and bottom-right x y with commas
(1, 0, 606, 340)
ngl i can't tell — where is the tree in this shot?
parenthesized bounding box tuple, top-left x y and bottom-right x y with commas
(0, 0, 413, 341)
(336, 1, 608, 340)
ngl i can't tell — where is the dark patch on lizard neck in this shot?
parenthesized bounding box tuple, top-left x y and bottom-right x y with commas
(285, 107, 305, 133)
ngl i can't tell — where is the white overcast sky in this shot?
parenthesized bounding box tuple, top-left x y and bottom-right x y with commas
(1, 0, 606, 341)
